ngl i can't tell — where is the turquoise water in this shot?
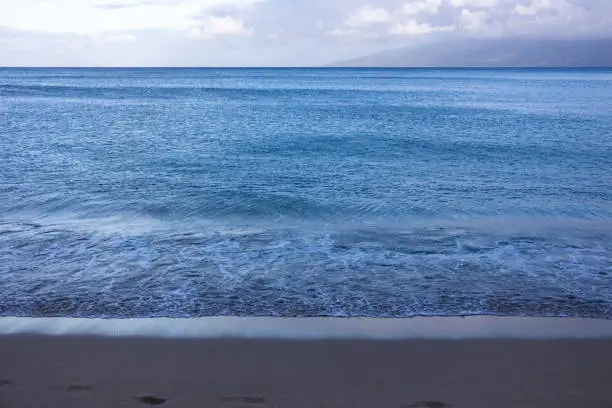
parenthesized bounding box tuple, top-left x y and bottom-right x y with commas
(1, 68, 611, 318)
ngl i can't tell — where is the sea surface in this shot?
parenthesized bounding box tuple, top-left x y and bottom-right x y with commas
(1, 68, 611, 318)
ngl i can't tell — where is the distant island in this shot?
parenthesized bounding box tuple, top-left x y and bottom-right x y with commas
(330, 37, 612, 68)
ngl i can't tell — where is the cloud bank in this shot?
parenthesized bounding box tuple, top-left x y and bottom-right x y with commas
(1, 0, 611, 66)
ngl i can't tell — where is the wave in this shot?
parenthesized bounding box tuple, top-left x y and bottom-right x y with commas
(1, 67, 611, 320)
(0, 83, 475, 102)
(0, 216, 610, 319)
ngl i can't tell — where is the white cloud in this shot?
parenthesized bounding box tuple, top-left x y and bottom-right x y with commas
(459, 8, 489, 31)
(328, 28, 359, 36)
(514, 3, 539, 15)
(188, 15, 251, 38)
(98, 33, 139, 43)
(0, 0, 259, 35)
(402, 0, 442, 15)
(389, 20, 454, 35)
(512, 0, 586, 20)
(344, 5, 392, 27)
(1, 0, 611, 66)
(448, 0, 497, 8)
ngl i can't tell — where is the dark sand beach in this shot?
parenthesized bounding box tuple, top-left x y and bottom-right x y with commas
(1, 318, 612, 408)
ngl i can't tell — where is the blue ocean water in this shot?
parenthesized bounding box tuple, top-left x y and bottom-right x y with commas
(1, 67, 611, 318)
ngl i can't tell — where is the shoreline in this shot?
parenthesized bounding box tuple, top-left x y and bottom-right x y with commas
(2, 315, 612, 338)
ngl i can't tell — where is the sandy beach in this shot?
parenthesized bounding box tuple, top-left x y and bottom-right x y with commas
(1, 317, 612, 408)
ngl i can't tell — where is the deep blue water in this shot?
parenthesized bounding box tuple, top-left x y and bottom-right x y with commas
(1, 68, 611, 318)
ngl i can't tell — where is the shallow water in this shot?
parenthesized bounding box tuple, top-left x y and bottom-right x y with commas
(1, 68, 611, 318)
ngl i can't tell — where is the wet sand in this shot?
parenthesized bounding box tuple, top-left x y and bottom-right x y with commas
(1, 318, 612, 408)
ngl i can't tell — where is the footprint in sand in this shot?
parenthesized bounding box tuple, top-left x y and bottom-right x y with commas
(138, 395, 167, 405)
(405, 401, 450, 408)
(221, 396, 266, 404)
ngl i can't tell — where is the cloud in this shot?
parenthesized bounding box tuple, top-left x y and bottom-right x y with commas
(1, 0, 612, 66)
(344, 5, 392, 27)
(459, 9, 489, 31)
(448, 0, 497, 8)
(187, 15, 252, 38)
(91, 0, 159, 10)
(402, 0, 443, 15)
(514, 3, 539, 15)
(0, 0, 260, 35)
(99, 33, 138, 42)
(512, 0, 586, 20)
(389, 20, 454, 35)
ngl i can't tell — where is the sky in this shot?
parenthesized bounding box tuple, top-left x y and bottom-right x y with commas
(1, 0, 611, 66)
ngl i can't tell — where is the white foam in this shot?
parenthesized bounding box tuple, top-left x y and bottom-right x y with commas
(1, 316, 612, 339)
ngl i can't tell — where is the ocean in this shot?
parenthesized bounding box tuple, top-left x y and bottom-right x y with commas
(1, 67, 611, 318)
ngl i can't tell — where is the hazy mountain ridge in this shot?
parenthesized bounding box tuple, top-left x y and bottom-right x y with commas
(331, 38, 612, 67)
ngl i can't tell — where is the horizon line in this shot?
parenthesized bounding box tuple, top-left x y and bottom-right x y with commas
(2, 66, 612, 69)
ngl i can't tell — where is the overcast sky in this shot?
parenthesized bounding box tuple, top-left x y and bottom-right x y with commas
(1, 0, 611, 66)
